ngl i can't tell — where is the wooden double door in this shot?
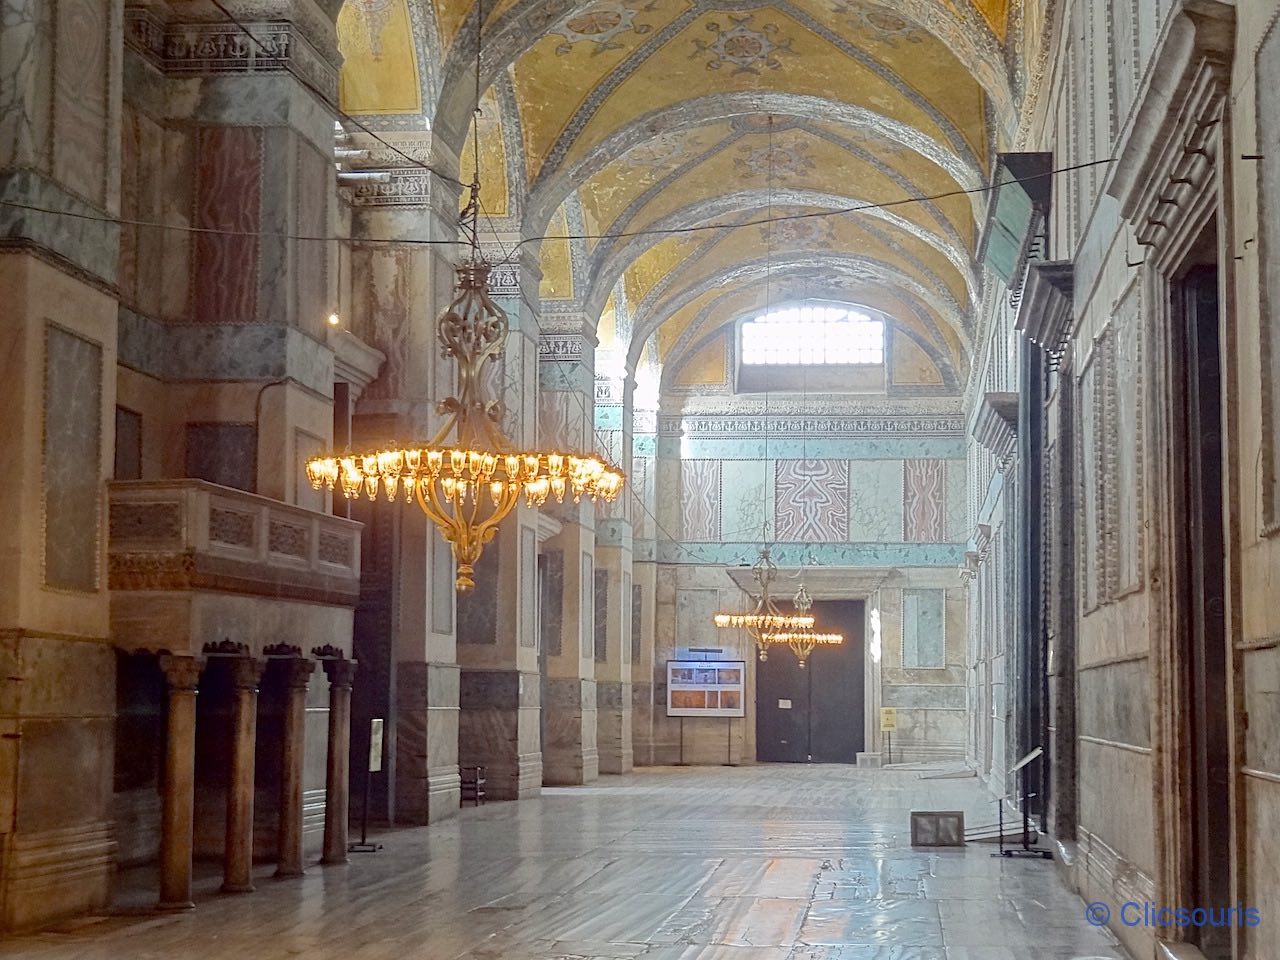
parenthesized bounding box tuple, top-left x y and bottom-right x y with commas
(755, 599, 865, 763)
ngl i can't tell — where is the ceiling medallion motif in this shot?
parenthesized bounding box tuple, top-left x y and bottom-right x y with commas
(828, 2, 927, 46)
(692, 14, 794, 76)
(619, 130, 707, 170)
(552, 1, 656, 56)
(734, 140, 815, 178)
(760, 218, 835, 248)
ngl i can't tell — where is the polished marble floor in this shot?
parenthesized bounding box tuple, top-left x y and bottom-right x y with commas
(0, 766, 1127, 960)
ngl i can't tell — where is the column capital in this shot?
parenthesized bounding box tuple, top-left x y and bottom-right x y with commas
(279, 657, 317, 689)
(159, 654, 205, 691)
(228, 656, 267, 691)
(318, 655, 359, 689)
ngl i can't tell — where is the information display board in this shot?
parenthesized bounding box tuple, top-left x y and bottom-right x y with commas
(666, 660, 746, 718)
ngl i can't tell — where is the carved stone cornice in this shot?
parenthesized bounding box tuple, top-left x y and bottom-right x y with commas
(972, 392, 1019, 469)
(1105, 0, 1234, 236)
(1014, 260, 1075, 361)
(327, 328, 385, 401)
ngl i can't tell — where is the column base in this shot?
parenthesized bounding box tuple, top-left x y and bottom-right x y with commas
(544, 678, 599, 785)
(220, 882, 255, 894)
(395, 662, 460, 824)
(458, 669, 542, 800)
(596, 681, 633, 775)
(272, 867, 304, 880)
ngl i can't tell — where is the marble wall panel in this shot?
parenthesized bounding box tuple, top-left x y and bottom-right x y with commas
(43, 324, 103, 591)
(848, 459, 904, 541)
(881, 684, 966, 709)
(184, 422, 256, 492)
(193, 126, 262, 325)
(114, 406, 142, 480)
(631, 581, 643, 665)
(520, 526, 537, 647)
(718, 459, 772, 542)
(680, 459, 721, 541)
(944, 459, 967, 541)
(774, 459, 849, 542)
(541, 549, 564, 656)
(457, 537, 499, 644)
(52, 0, 110, 207)
(1078, 658, 1151, 748)
(431, 529, 454, 634)
(593, 569, 609, 663)
(902, 588, 946, 669)
(903, 458, 946, 541)
(295, 139, 330, 334)
(580, 552, 594, 659)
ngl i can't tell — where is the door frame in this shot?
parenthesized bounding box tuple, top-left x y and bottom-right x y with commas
(1103, 3, 1239, 948)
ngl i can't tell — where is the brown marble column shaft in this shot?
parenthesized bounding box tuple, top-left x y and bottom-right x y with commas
(275, 658, 316, 878)
(158, 654, 205, 910)
(320, 657, 358, 865)
(222, 657, 265, 893)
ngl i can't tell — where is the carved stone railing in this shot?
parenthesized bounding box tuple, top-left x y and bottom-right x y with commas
(108, 480, 361, 608)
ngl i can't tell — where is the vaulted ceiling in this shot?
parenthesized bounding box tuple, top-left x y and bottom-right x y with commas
(336, 0, 1039, 389)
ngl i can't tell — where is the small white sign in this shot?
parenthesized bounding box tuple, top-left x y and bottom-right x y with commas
(369, 718, 384, 773)
(778, 699, 792, 710)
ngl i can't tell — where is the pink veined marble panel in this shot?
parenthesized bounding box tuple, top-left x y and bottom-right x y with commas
(903, 459, 946, 542)
(681, 460, 721, 541)
(774, 460, 849, 542)
(193, 126, 263, 325)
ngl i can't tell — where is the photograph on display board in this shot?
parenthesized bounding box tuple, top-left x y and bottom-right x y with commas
(665, 659, 747, 718)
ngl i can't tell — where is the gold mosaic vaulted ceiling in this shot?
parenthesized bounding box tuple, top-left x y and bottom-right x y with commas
(337, 0, 1032, 387)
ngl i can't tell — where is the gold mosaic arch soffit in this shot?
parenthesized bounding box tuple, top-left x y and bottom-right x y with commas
(581, 188, 979, 316)
(523, 92, 987, 238)
(429, 0, 1017, 149)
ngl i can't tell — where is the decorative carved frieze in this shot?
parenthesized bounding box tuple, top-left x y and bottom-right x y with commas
(675, 415, 966, 439)
(210, 508, 255, 548)
(318, 530, 352, 566)
(124, 19, 339, 101)
(110, 502, 183, 542)
(268, 520, 308, 559)
(538, 335, 586, 362)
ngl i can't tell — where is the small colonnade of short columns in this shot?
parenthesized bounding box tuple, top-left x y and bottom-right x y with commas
(156, 642, 357, 909)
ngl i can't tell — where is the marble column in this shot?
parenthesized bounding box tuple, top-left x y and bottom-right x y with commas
(594, 539, 634, 774)
(538, 319, 601, 785)
(320, 656, 358, 864)
(349, 144, 464, 825)
(630, 392, 660, 765)
(455, 246, 544, 799)
(275, 657, 316, 878)
(158, 655, 204, 911)
(222, 656, 265, 893)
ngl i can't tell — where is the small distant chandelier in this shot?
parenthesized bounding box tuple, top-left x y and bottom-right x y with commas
(713, 545, 814, 660)
(762, 581, 844, 669)
(306, 2, 623, 591)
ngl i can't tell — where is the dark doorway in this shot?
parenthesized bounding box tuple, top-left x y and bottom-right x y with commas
(755, 599, 865, 763)
(1175, 255, 1231, 960)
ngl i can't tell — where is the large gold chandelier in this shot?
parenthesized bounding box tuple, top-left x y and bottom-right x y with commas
(306, 261, 623, 591)
(306, 5, 622, 591)
(762, 581, 844, 668)
(713, 545, 814, 660)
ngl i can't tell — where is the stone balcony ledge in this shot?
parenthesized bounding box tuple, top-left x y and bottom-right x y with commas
(107, 480, 361, 609)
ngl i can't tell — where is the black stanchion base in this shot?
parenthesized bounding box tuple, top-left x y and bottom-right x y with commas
(992, 848, 1053, 860)
(348, 842, 383, 853)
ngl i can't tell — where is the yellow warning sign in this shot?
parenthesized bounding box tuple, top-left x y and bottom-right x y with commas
(880, 707, 898, 732)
